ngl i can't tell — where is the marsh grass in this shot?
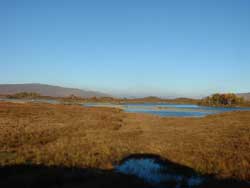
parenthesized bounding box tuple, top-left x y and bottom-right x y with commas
(0, 102, 249, 182)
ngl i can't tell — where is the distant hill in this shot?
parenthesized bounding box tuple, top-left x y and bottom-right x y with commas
(237, 93, 250, 101)
(0, 84, 110, 98)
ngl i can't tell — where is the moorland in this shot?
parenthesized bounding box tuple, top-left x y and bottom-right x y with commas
(0, 101, 250, 187)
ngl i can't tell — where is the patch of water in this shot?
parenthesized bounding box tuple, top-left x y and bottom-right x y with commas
(85, 103, 250, 117)
(116, 158, 204, 188)
(116, 158, 164, 184)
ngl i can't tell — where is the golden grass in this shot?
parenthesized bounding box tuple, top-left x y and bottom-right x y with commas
(0, 102, 249, 181)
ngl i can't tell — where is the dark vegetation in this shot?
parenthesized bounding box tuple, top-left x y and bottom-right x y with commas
(199, 93, 245, 107)
(75, 96, 199, 104)
(0, 102, 249, 187)
(7, 92, 41, 99)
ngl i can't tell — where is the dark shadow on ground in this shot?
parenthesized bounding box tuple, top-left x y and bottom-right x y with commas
(0, 153, 249, 188)
(119, 154, 250, 188)
(0, 164, 151, 188)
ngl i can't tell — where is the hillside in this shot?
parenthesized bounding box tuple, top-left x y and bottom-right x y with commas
(0, 83, 109, 98)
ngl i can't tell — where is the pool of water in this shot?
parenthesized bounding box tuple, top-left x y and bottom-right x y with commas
(116, 156, 204, 188)
(2, 99, 249, 117)
(85, 103, 250, 117)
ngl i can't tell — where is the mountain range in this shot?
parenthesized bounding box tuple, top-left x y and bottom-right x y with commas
(0, 83, 249, 100)
(0, 84, 109, 98)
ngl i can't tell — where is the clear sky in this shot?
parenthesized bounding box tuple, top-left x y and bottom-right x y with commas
(1, 0, 250, 98)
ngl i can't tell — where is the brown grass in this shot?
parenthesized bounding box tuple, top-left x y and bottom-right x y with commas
(0, 102, 249, 181)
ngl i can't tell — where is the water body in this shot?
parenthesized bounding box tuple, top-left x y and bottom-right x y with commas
(85, 103, 250, 117)
(2, 98, 249, 117)
(116, 156, 204, 188)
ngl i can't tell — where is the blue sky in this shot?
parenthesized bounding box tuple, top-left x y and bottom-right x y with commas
(1, 0, 250, 98)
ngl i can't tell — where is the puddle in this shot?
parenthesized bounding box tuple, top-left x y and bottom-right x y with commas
(116, 157, 204, 188)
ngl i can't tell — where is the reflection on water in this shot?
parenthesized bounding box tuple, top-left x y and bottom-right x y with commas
(85, 103, 250, 117)
(116, 158, 203, 188)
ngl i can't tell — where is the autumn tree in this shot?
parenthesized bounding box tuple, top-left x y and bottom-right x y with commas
(200, 93, 244, 106)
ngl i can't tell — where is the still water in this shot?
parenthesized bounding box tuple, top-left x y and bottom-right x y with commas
(1, 98, 249, 117)
(85, 103, 250, 117)
(116, 156, 204, 188)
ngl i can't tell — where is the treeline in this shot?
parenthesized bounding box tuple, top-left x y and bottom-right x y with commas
(199, 93, 244, 106)
(7, 92, 41, 99)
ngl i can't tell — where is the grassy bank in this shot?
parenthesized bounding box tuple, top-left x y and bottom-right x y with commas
(0, 102, 250, 186)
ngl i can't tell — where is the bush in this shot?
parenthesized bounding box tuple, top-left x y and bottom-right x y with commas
(200, 93, 244, 106)
(7, 92, 41, 99)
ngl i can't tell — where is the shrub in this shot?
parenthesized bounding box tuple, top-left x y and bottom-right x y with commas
(200, 93, 244, 106)
(7, 92, 41, 99)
